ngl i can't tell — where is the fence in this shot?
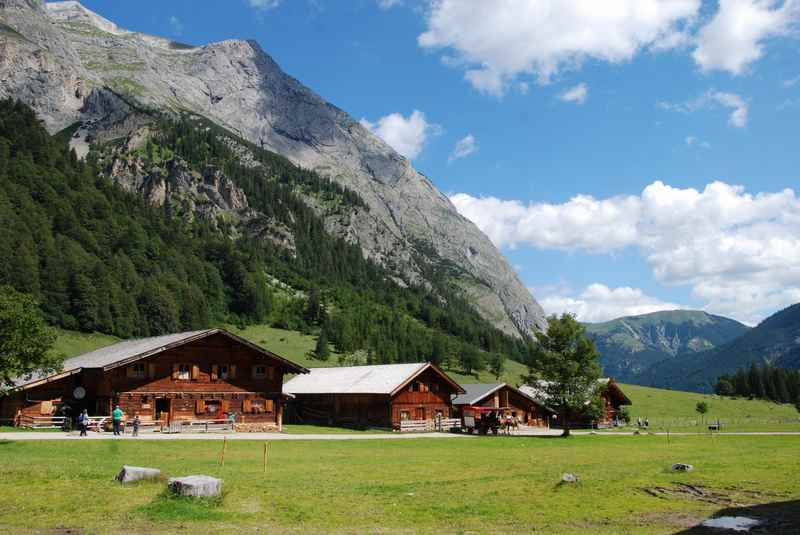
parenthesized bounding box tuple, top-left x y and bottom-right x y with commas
(399, 418, 461, 432)
(18, 416, 65, 429)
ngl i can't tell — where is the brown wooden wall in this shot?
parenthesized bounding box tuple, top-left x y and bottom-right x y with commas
(453, 386, 550, 428)
(390, 367, 458, 427)
(288, 393, 391, 427)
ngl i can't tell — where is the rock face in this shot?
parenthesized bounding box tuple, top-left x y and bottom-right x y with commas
(0, 0, 547, 336)
(168, 475, 223, 498)
(115, 465, 161, 483)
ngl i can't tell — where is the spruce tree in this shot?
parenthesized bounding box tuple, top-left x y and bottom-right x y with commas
(313, 328, 330, 361)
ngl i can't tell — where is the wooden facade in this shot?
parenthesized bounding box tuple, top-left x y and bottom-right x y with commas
(452, 383, 553, 428)
(1, 330, 307, 432)
(285, 363, 464, 430)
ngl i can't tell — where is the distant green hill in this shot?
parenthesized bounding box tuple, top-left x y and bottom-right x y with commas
(643, 303, 800, 392)
(584, 310, 749, 383)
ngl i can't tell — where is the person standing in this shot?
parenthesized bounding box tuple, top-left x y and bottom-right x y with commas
(132, 413, 140, 437)
(112, 405, 124, 436)
(78, 409, 89, 437)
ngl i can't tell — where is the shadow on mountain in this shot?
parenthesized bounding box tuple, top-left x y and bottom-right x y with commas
(675, 500, 800, 534)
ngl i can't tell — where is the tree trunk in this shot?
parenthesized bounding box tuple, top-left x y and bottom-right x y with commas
(560, 411, 571, 437)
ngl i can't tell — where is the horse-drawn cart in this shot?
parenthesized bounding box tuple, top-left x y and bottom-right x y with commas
(461, 406, 516, 435)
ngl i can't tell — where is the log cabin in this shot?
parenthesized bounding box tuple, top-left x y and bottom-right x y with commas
(451, 383, 553, 428)
(283, 363, 465, 430)
(519, 378, 631, 428)
(0, 329, 308, 432)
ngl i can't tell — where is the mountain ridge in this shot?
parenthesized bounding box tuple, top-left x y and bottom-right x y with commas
(0, 0, 547, 337)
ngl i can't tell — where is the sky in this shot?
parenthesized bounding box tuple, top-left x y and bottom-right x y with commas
(71, 0, 800, 326)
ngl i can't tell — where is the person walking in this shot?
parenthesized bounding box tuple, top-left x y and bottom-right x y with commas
(132, 413, 140, 437)
(112, 405, 124, 436)
(78, 409, 89, 437)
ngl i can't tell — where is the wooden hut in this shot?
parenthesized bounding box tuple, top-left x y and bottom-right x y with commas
(283, 363, 465, 430)
(519, 378, 631, 428)
(0, 329, 308, 432)
(451, 383, 553, 428)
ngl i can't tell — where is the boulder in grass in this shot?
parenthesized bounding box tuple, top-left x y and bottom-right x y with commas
(671, 463, 694, 472)
(561, 473, 579, 483)
(168, 475, 223, 498)
(115, 465, 161, 483)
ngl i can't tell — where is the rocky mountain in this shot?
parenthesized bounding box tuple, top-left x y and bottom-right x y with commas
(584, 310, 750, 383)
(642, 304, 800, 392)
(0, 0, 547, 337)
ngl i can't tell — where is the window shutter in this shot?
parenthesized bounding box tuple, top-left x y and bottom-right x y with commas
(251, 365, 258, 379)
(265, 399, 274, 413)
(195, 399, 205, 414)
(211, 365, 219, 381)
(229, 364, 237, 379)
(148, 363, 156, 379)
(191, 365, 200, 380)
(243, 399, 252, 413)
(221, 399, 230, 412)
(172, 364, 179, 380)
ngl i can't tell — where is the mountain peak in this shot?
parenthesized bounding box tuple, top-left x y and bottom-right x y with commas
(46, 1, 128, 36)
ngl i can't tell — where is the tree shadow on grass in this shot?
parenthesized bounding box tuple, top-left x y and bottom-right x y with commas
(0, 440, 14, 446)
(674, 500, 800, 534)
(134, 488, 231, 523)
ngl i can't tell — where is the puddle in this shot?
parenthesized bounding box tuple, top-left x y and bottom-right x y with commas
(701, 516, 762, 532)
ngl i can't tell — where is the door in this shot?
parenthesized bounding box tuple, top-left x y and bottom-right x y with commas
(414, 407, 425, 421)
(155, 398, 170, 423)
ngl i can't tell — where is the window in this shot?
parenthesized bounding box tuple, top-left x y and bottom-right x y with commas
(430, 383, 439, 393)
(400, 410, 410, 421)
(410, 382, 426, 393)
(219, 365, 229, 379)
(177, 364, 191, 380)
(253, 365, 267, 379)
(130, 363, 146, 378)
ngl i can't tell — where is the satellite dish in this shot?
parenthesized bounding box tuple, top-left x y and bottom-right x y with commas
(73, 386, 86, 400)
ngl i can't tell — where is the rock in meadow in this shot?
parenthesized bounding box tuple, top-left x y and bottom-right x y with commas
(168, 475, 223, 498)
(115, 465, 161, 483)
(671, 463, 694, 472)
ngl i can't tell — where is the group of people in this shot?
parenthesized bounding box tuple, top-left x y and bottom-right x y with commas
(636, 416, 650, 428)
(74, 406, 141, 437)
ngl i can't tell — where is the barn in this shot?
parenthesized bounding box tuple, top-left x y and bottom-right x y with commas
(0, 329, 308, 432)
(283, 362, 465, 430)
(451, 383, 553, 428)
(519, 378, 632, 428)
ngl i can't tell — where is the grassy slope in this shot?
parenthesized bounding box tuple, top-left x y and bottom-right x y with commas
(0, 436, 798, 534)
(619, 383, 800, 432)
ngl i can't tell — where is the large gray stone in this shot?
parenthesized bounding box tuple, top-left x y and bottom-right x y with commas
(561, 473, 579, 483)
(168, 475, 223, 498)
(115, 465, 161, 483)
(671, 463, 694, 472)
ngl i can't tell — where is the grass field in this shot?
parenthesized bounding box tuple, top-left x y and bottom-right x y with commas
(0, 435, 798, 534)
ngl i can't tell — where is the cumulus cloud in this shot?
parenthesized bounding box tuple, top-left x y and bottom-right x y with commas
(360, 110, 441, 160)
(558, 83, 588, 105)
(693, 0, 800, 75)
(448, 134, 478, 162)
(452, 181, 800, 323)
(247, 0, 281, 10)
(417, 0, 700, 96)
(659, 90, 749, 128)
(539, 284, 686, 323)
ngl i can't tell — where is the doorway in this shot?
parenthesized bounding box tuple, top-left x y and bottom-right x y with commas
(155, 398, 170, 423)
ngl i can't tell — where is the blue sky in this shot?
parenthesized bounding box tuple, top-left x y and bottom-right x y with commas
(72, 0, 800, 325)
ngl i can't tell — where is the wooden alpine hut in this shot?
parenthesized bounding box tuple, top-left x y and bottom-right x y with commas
(283, 362, 465, 430)
(451, 383, 553, 428)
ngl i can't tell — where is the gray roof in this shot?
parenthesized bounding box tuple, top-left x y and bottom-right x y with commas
(284, 363, 429, 395)
(519, 378, 629, 406)
(12, 329, 307, 390)
(451, 383, 505, 406)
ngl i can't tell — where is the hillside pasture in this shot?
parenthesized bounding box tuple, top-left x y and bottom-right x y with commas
(0, 436, 798, 534)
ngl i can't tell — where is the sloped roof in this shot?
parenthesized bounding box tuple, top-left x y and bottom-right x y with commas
(12, 329, 307, 390)
(283, 362, 464, 396)
(451, 383, 505, 406)
(519, 378, 631, 406)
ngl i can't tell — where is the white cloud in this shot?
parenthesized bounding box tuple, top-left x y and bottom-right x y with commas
(693, 0, 800, 75)
(686, 135, 711, 148)
(452, 181, 800, 323)
(168, 16, 183, 36)
(247, 0, 281, 10)
(448, 134, 478, 162)
(659, 90, 749, 128)
(417, 0, 700, 96)
(360, 110, 441, 160)
(539, 284, 686, 323)
(377, 0, 402, 9)
(558, 83, 588, 105)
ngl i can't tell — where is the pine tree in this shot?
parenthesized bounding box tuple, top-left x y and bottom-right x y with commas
(313, 328, 330, 361)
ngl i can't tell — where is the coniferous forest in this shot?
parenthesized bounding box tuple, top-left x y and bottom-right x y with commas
(715, 363, 800, 405)
(0, 99, 531, 371)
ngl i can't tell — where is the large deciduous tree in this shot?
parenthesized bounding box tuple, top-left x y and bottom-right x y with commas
(525, 313, 601, 437)
(0, 286, 59, 392)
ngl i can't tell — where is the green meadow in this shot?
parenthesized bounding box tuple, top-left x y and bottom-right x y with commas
(0, 435, 798, 534)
